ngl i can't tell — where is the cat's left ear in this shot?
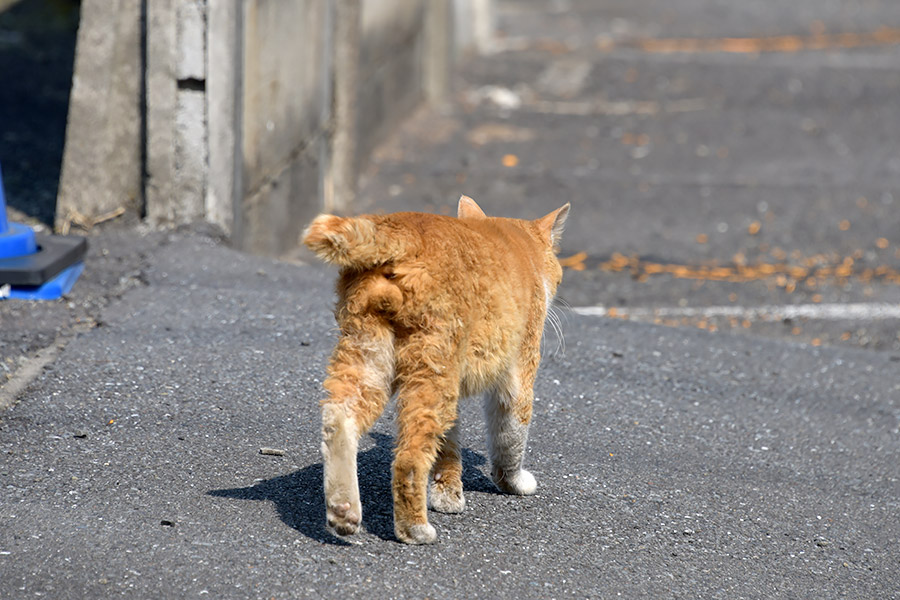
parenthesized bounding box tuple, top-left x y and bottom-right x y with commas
(458, 195, 487, 219)
(536, 203, 570, 247)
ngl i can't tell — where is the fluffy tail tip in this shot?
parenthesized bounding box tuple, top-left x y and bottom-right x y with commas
(303, 214, 381, 266)
(302, 214, 347, 263)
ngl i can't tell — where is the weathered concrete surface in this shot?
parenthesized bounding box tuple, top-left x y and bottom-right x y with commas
(54, 0, 483, 254)
(425, 0, 452, 101)
(55, 0, 142, 230)
(453, 0, 494, 56)
(239, 145, 323, 257)
(144, 0, 177, 224)
(205, 0, 242, 236)
(146, 0, 208, 226)
(355, 0, 427, 167)
(237, 0, 330, 255)
(238, 0, 460, 254)
(326, 0, 359, 214)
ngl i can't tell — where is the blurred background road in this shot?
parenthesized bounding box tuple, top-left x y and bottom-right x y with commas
(359, 0, 900, 353)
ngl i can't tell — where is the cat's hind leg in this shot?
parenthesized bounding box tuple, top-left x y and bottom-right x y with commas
(392, 356, 460, 544)
(321, 318, 394, 536)
(428, 423, 466, 513)
(484, 367, 538, 496)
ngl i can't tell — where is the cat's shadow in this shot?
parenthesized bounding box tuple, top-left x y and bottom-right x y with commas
(208, 433, 498, 545)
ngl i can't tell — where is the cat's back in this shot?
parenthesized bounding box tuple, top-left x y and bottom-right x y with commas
(384, 211, 542, 280)
(377, 212, 546, 330)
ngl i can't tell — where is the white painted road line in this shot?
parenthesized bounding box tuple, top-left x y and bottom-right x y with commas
(572, 302, 900, 321)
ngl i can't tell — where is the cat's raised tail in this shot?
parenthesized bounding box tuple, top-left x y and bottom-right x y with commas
(302, 214, 403, 269)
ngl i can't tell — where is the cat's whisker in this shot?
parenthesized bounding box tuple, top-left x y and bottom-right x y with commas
(550, 298, 572, 355)
(544, 304, 566, 357)
(541, 314, 553, 354)
(554, 296, 572, 310)
(556, 313, 567, 355)
(553, 297, 572, 326)
(557, 304, 571, 354)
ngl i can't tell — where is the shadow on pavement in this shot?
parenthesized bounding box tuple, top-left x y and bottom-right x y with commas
(208, 432, 497, 544)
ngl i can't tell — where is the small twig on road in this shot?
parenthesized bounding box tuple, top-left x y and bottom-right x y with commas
(259, 447, 286, 456)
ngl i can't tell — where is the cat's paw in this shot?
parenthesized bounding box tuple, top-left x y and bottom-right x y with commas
(327, 501, 362, 536)
(395, 522, 438, 545)
(429, 480, 466, 513)
(493, 468, 537, 496)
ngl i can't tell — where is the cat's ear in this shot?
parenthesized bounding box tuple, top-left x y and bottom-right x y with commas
(458, 195, 487, 219)
(536, 203, 570, 247)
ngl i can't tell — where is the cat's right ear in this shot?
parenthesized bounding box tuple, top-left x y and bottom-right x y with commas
(458, 195, 487, 219)
(537, 203, 570, 247)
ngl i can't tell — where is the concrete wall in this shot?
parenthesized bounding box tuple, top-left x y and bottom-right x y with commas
(56, 0, 142, 231)
(57, 0, 494, 256)
(145, 0, 208, 226)
(357, 0, 426, 163)
(235, 0, 332, 255)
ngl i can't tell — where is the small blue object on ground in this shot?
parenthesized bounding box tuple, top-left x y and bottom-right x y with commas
(0, 162, 87, 300)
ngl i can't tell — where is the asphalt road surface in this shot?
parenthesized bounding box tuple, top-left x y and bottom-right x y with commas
(360, 0, 900, 354)
(2, 1, 900, 598)
(1, 233, 899, 599)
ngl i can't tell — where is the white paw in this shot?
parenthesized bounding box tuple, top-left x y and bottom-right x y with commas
(396, 522, 437, 545)
(493, 468, 538, 496)
(511, 469, 537, 495)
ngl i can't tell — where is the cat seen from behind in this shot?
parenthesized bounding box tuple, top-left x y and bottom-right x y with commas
(302, 196, 569, 544)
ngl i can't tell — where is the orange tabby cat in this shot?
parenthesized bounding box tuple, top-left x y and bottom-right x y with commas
(302, 196, 569, 544)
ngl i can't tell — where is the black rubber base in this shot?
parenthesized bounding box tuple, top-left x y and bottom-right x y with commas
(0, 235, 88, 286)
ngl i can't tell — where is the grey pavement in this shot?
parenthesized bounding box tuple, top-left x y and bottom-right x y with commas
(360, 0, 900, 353)
(2, 232, 899, 598)
(3, 1, 900, 598)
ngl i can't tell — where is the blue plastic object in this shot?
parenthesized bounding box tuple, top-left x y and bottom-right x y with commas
(0, 166, 39, 257)
(0, 162, 86, 300)
(0, 221, 38, 257)
(4, 262, 84, 300)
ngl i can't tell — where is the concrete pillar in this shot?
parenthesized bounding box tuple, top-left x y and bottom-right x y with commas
(206, 0, 243, 238)
(56, 0, 494, 253)
(55, 0, 142, 231)
(237, 0, 331, 256)
(326, 0, 360, 214)
(173, 0, 207, 220)
(425, 0, 452, 103)
(145, 0, 207, 226)
(471, 0, 495, 54)
(355, 0, 426, 167)
(144, 0, 177, 224)
(453, 0, 495, 56)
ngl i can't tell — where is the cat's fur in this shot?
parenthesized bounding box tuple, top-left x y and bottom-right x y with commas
(302, 196, 569, 544)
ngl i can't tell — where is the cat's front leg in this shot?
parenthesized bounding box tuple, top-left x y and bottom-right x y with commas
(484, 368, 538, 496)
(429, 423, 466, 513)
